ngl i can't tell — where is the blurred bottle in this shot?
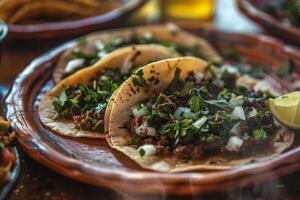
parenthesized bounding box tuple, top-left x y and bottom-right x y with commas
(161, 0, 215, 21)
(128, 0, 161, 24)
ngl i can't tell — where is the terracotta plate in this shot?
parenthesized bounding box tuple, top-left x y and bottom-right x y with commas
(238, 0, 300, 46)
(6, 0, 147, 40)
(5, 27, 300, 195)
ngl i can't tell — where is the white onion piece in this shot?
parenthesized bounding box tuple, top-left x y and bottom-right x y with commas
(229, 123, 241, 136)
(229, 95, 244, 107)
(132, 106, 149, 118)
(194, 72, 204, 83)
(221, 64, 239, 74)
(247, 108, 257, 118)
(236, 75, 258, 89)
(192, 116, 208, 129)
(180, 128, 187, 137)
(135, 121, 148, 135)
(138, 144, 156, 156)
(143, 32, 153, 40)
(65, 58, 84, 73)
(95, 40, 104, 50)
(231, 106, 246, 120)
(97, 51, 107, 58)
(254, 80, 280, 96)
(147, 127, 156, 136)
(174, 107, 191, 120)
(225, 136, 244, 152)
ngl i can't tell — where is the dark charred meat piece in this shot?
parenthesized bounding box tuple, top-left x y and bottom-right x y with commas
(203, 136, 223, 153)
(73, 109, 105, 132)
(173, 144, 203, 159)
(240, 138, 270, 154)
(156, 93, 177, 112)
(222, 72, 237, 89)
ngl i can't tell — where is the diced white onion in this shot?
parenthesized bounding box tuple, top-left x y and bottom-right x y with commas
(138, 144, 156, 156)
(273, 118, 282, 127)
(183, 111, 198, 119)
(225, 136, 244, 152)
(247, 108, 257, 118)
(254, 80, 280, 96)
(192, 116, 208, 129)
(97, 51, 107, 58)
(236, 75, 258, 89)
(229, 95, 244, 107)
(229, 123, 241, 136)
(220, 64, 239, 74)
(135, 121, 148, 135)
(65, 58, 84, 73)
(147, 127, 156, 136)
(174, 107, 191, 120)
(143, 32, 153, 40)
(231, 106, 246, 120)
(194, 72, 204, 83)
(180, 128, 187, 137)
(95, 40, 104, 50)
(132, 106, 149, 118)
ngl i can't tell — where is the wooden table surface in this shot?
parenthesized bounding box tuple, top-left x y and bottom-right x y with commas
(1, 1, 300, 199)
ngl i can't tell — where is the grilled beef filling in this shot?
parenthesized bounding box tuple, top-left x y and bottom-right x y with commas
(53, 68, 125, 132)
(128, 67, 280, 159)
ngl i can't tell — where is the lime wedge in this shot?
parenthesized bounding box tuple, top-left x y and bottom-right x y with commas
(269, 91, 300, 129)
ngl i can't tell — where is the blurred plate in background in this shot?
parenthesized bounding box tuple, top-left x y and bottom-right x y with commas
(238, 0, 300, 46)
(4, 0, 147, 40)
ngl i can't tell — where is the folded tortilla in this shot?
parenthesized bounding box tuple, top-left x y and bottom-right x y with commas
(39, 45, 179, 139)
(53, 24, 222, 83)
(107, 57, 294, 172)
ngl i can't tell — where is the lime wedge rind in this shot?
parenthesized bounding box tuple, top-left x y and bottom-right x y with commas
(269, 92, 300, 129)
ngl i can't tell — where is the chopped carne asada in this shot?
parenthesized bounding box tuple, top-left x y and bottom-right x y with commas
(128, 66, 281, 159)
(53, 68, 127, 132)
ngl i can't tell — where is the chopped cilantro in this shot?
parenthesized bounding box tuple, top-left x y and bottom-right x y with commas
(139, 148, 145, 156)
(189, 95, 201, 112)
(132, 70, 149, 91)
(253, 129, 267, 139)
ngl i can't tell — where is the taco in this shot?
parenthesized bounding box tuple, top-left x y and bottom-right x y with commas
(39, 45, 179, 138)
(53, 24, 222, 83)
(107, 57, 294, 172)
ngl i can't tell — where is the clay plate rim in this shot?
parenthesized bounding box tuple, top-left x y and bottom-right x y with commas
(238, 0, 300, 45)
(4, 29, 300, 195)
(6, 0, 147, 40)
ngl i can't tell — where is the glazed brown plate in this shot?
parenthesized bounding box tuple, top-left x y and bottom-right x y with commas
(5, 26, 300, 195)
(5, 0, 146, 40)
(238, 0, 300, 46)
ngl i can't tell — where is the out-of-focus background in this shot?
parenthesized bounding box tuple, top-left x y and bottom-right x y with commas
(131, 0, 258, 33)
